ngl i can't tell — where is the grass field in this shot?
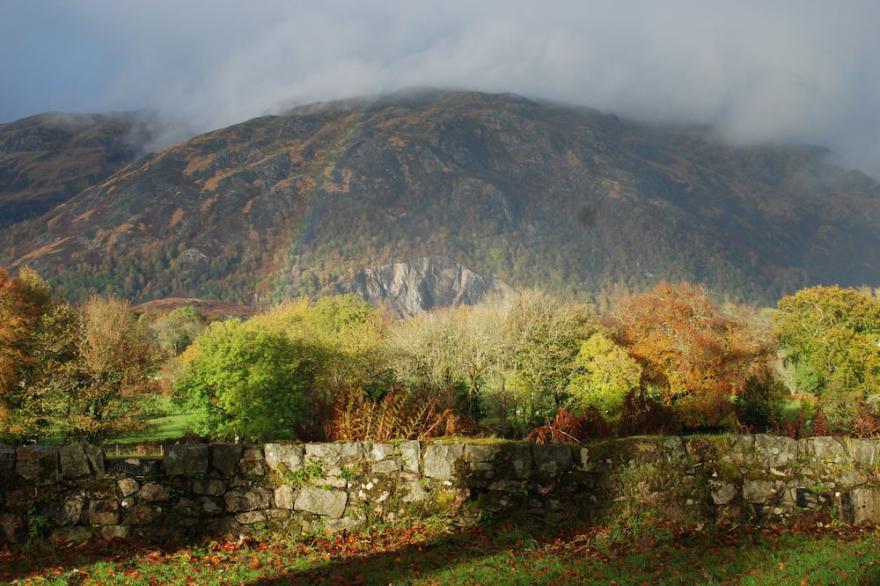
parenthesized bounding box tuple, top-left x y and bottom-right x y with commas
(2, 522, 879, 585)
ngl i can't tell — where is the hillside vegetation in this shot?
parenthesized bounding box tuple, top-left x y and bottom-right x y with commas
(3, 263, 879, 444)
(3, 90, 879, 306)
(0, 112, 153, 226)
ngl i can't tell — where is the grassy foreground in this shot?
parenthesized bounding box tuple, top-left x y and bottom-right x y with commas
(2, 522, 879, 585)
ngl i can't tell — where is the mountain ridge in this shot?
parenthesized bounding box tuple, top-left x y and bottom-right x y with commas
(2, 90, 878, 306)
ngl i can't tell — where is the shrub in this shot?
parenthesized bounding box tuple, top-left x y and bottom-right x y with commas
(324, 387, 469, 441)
(175, 320, 318, 440)
(526, 407, 611, 444)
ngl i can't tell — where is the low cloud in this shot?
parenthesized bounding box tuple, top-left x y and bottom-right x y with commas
(4, 0, 880, 174)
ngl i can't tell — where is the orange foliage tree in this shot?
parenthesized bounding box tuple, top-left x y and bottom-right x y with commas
(0, 266, 51, 422)
(612, 282, 774, 428)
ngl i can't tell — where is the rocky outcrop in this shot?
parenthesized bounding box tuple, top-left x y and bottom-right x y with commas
(2, 434, 880, 546)
(343, 256, 514, 316)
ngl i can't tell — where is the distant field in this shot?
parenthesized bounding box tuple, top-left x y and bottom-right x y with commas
(2, 522, 879, 585)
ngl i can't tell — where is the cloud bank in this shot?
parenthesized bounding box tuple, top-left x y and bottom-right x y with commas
(3, 0, 880, 174)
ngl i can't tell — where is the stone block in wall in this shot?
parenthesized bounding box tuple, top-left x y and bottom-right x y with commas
(274, 485, 295, 509)
(576, 447, 591, 471)
(107, 458, 161, 479)
(83, 444, 105, 476)
(796, 488, 833, 510)
(99, 525, 130, 541)
(47, 493, 86, 527)
(225, 488, 273, 512)
(502, 444, 532, 480)
(371, 459, 400, 474)
(533, 444, 573, 477)
(49, 526, 91, 546)
(192, 478, 227, 497)
(0, 512, 24, 543)
(305, 442, 363, 475)
(847, 439, 880, 469)
(325, 516, 363, 533)
(402, 480, 428, 503)
(851, 487, 880, 524)
(423, 444, 464, 480)
(398, 441, 420, 473)
(139, 482, 169, 502)
(212, 443, 243, 476)
(123, 504, 161, 526)
(709, 480, 737, 505)
(236, 511, 266, 525)
(164, 444, 209, 477)
(0, 446, 16, 477)
(59, 444, 92, 479)
(264, 444, 304, 473)
(241, 460, 266, 477)
(15, 446, 59, 485)
(464, 444, 501, 464)
(802, 437, 849, 462)
(661, 437, 688, 461)
(368, 443, 395, 462)
(743, 479, 779, 504)
(753, 434, 797, 469)
(294, 486, 347, 518)
(89, 499, 120, 525)
(242, 447, 264, 462)
(200, 497, 224, 516)
(117, 478, 139, 497)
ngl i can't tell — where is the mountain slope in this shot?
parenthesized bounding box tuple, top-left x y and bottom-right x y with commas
(0, 112, 154, 226)
(3, 90, 879, 305)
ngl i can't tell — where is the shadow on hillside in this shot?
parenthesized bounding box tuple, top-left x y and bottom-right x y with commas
(0, 535, 205, 583)
(251, 524, 528, 586)
(248, 525, 880, 586)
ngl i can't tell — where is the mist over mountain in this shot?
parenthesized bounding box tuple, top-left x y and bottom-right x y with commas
(3, 2, 880, 177)
(2, 90, 878, 308)
(0, 112, 157, 226)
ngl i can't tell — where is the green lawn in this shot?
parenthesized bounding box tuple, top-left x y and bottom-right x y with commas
(3, 523, 879, 585)
(108, 410, 198, 445)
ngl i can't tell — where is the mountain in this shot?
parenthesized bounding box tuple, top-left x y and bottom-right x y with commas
(2, 90, 879, 306)
(0, 112, 157, 227)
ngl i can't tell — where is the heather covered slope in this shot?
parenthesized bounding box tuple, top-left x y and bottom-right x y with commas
(3, 90, 879, 304)
(0, 112, 154, 226)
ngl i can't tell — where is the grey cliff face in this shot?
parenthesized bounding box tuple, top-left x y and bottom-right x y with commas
(343, 256, 513, 316)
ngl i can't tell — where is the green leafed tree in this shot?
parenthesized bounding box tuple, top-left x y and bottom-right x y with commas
(774, 286, 880, 431)
(567, 333, 642, 420)
(174, 319, 317, 440)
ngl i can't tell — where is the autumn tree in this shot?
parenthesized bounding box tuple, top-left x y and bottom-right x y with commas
(59, 295, 161, 440)
(0, 267, 54, 435)
(613, 282, 774, 428)
(774, 286, 880, 432)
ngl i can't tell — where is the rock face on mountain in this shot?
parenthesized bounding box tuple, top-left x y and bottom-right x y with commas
(342, 256, 513, 316)
(2, 89, 880, 305)
(0, 112, 154, 226)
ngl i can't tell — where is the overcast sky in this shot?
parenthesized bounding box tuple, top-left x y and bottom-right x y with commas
(3, 1, 879, 174)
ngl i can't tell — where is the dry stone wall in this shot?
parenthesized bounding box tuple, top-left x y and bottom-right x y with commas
(2, 435, 880, 545)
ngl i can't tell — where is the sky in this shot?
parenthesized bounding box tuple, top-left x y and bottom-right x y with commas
(2, 0, 879, 175)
